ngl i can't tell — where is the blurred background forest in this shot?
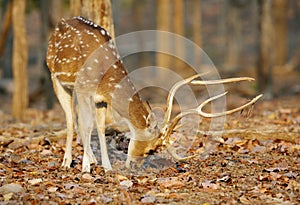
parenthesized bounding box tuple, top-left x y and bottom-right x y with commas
(0, 0, 300, 119)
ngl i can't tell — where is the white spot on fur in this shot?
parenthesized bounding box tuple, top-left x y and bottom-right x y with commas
(109, 93, 115, 98)
(114, 84, 122, 89)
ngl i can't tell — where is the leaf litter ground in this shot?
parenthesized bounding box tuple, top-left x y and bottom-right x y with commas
(0, 95, 299, 204)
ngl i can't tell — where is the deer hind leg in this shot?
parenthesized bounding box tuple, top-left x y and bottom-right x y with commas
(95, 100, 112, 171)
(76, 92, 97, 173)
(52, 77, 74, 169)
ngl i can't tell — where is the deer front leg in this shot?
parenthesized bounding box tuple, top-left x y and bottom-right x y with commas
(95, 101, 112, 171)
(52, 77, 74, 169)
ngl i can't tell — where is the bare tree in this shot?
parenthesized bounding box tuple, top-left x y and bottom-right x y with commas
(257, 0, 274, 98)
(39, 1, 56, 109)
(70, 0, 115, 39)
(173, 0, 185, 74)
(156, 0, 171, 81)
(224, 0, 247, 72)
(273, 0, 288, 66)
(192, 0, 202, 66)
(49, 0, 64, 26)
(70, 0, 81, 17)
(0, 1, 12, 57)
(12, 0, 28, 119)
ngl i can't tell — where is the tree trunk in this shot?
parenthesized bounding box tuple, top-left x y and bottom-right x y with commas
(49, 0, 64, 26)
(131, 1, 148, 68)
(40, 0, 55, 109)
(70, 0, 81, 17)
(173, 0, 186, 75)
(70, 0, 115, 39)
(12, 0, 28, 120)
(273, 0, 288, 66)
(1, 0, 13, 78)
(0, 1, 12, 57)
(192, 0, 202, 66)
(224, 0, 246, 72)
(156, 0, 171, 79)
(257, 0, 274, 98)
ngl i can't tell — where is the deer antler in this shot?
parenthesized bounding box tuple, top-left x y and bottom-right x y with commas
(162, 75, 257, 131)
(160, 75, 263, 161)
(162, 75, 261, 139)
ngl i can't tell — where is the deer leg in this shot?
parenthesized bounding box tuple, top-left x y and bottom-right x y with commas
(52, 77, 74, 169)
(95, 101, 112, 171)
(76, 93, 97, 173)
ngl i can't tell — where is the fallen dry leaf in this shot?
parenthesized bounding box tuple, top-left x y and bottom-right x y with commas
(3, 193, 13, 201)
(0, 183, 24, 194)
(264, 166, 288, 172)
(116, 174, 128, 181)
(141, 194, 156, 203)
(157, 177, 185, 188)
(82, 173, 94, 182)
(28, 178, 42, 185)
(201, 180, 219, 190)
(40, 149, 53, 156)
(47, 186, 58, 193)
(239, 196, 251, 204)
(120, 180, 133, 189)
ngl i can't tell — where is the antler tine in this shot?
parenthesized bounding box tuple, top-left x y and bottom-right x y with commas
(196, 93, 263, 118)
(162, 72, 209, 130)
(191, 77, 255, 85)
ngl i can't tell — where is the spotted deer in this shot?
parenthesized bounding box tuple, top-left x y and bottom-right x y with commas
(47, 16, 262, 173)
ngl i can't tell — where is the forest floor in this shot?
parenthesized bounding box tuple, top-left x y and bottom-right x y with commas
(0, 94, 299, 205)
